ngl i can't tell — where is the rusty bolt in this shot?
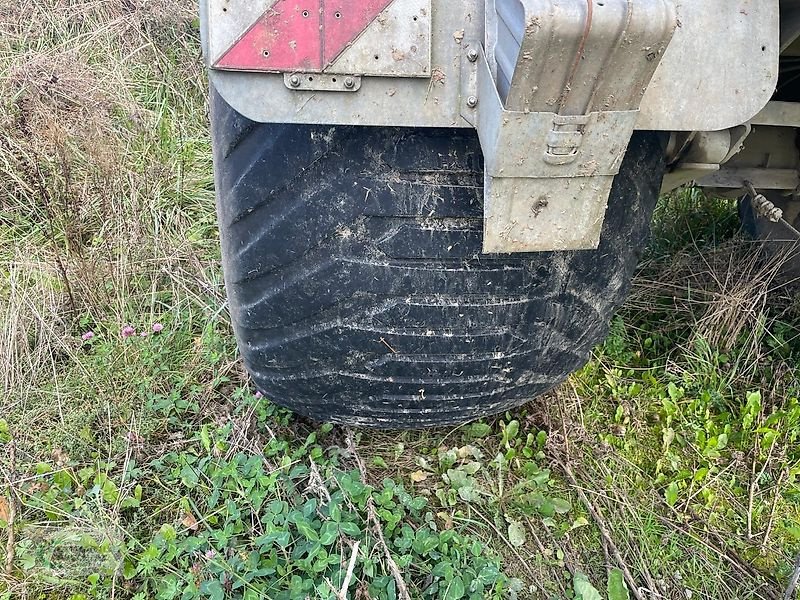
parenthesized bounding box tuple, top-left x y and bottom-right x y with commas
(289, 75, 301, 87)
(344, 77, 355, 89)
(467, 95, 479, 108)
(467, 48, 479, 62)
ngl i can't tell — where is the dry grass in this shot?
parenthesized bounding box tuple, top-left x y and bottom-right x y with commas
(632, 241, 799, 349)
(626, 239, 800, 395)
(0, 0, 215, 396)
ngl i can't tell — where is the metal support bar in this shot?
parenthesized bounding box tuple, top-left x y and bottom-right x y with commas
(696, 168, 800, 191)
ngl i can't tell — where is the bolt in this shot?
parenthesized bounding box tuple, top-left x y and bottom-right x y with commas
(467, 48, 479, 62)
(467, 95, 479, 108)
(344, 77, 355, 89)
(289, 75, 301, 87)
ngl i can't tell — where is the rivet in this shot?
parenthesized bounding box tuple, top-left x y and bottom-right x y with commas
(467, 48, 479, 62)
(344, 77, 355, 89)
(467, 95, 479, 108)
(289, 75, 301, 87)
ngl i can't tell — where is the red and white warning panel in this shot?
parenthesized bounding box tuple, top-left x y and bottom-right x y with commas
(208, 0, 431, 77)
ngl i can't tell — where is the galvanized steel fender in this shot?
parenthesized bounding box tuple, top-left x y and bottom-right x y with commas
(200, 0, 779, 132)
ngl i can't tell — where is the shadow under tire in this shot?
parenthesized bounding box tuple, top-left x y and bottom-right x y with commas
(210, 87, 666, 428)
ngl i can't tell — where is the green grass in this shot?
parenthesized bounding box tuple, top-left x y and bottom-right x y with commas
(1, 2, 799, 599)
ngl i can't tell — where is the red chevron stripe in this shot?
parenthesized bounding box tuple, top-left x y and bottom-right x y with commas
(215, 0, 322, 71)
(322, 0, 393, 66)
(214, 0, 394, 72)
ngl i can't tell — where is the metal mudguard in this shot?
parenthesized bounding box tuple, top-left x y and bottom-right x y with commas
(200, 0, 778, 253)
(200, 0, 778, 132)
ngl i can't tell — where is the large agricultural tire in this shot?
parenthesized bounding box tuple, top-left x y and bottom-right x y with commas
(210, 86, 666, 428)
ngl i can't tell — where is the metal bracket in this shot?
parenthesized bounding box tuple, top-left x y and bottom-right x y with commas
(463, 49, 638, 253)
(465, 0, 676, 254)
(284, 73, 362, 92)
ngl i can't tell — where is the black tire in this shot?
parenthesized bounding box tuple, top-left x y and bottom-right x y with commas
(210, 87, 666, 428)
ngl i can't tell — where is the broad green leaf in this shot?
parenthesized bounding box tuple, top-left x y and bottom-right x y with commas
(570, 517, 590, 530)
(537, 497, 556, 518)
(432, 561, 454, 579)
(199, 425, 211, 452)
(274, 530, 291, 548)
(665, 481, 679, 507)
(155, 575, 180, 600)
(339, 521, 362, 537)
(201, 580, 224, 600)
(504, 420, 520, 442)
(180, 465, 199, 488)
(414, 533, 440, 555)
(319, 521, 338, 545)
(573, 573, 602, 600)
(289, 512, 318, 541)
(607, 568, 630, 600)
(551, 498, 572, 514)
(101, 478, 119, 504)
(468, 423, 492, 438)
(443, 576, 466, 600)
(458, 486, 481, 502)
(667, 382, 683, 401)
(476, 564, 500, 585)
(507, 521, 526, 547)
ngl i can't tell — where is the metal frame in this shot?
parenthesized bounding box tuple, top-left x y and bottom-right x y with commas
(201, 0, 780, 132)
(663, 105, 800, 197)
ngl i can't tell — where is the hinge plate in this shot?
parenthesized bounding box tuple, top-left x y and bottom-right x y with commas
(283, 73, 362, 92)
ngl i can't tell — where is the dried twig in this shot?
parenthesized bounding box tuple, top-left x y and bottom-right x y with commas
(4, 440, 17, 576)
(748, 435, 762, 540)
(379, 338, 397, 354)
(613, 493, 661, 596)
(784, 554, 800, 600)
(309, 458, 332, 505)
(749, 437, 776, 541)
(554, 456, 645, 600)
(470, 508, 543, 591)
(762, 469, 786, 554)
(339, 540, 361, 599)
(600, 534, 613, 576)
(346, 430, 410, 600)
(654, 513, 781, 600)
(526, 517, 570, 598)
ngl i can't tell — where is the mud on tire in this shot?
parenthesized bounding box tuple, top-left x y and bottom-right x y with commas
(210, 87, 666, 428)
